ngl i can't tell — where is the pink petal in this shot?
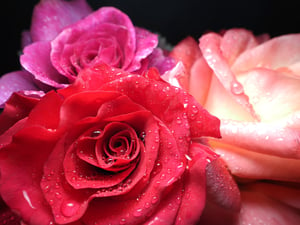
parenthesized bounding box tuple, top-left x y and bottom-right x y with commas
(50, 7, 137, 77)
(147, 48, 176, 75)
(20, 42, 68, 88)
(30, 0, 92, 42)
(199, 32, 258, 120)
(232, 33, 300, 75)
(220, 119, 300, 159)
(188, 57, 213, 106)
(169, 36, 202, 90)
(0, 71, 38, 107)
(161, 61, 189, 89)
(238, 183, 300, 225)
(219, 29, 261, 65)
(126, 27, 158, 72)
(212, 141, 300, 182)
(239, 68, 300, 122)
(21, 31, 32, 48)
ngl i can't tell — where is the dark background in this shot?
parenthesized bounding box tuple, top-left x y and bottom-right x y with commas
(1, 0, 300, 76)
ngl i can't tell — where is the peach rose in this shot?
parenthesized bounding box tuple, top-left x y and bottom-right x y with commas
(165, 28, 300, 224)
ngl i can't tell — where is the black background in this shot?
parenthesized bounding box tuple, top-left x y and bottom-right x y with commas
(1, 0, 300, 76)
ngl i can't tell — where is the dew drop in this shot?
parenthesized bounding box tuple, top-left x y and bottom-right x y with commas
(91, 130, 102, 137)
(133, 208, 143, 217)
(151, 196, 158, 204)
(160, 173, 166, 180)
(191, 105, 198, 114)
(185, 154, 192, 161)
(119, 218, 126, 225)
(139, 131, 146, 142)
(55, 192, 62, 199)
(49, 199, 54, 206)
(230, 82, 244, 95)
(144, 202, 151, 209)
(176, 117, 182, 125)
(43, 185, 50, 193)
(61, 201, 80, 217)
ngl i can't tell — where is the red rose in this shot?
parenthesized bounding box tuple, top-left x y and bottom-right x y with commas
(0, 64, 236, 224)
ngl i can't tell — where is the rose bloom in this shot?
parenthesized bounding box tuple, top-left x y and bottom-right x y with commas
(0, 0, 174, 107)
(166, 28, 300, 224)
(0, 63, 241, 224)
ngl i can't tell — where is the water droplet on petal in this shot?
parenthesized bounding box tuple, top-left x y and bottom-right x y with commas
(133, 208, 143, 217)
(55, 192, 62, 199)
(230, 82, 244, 95)
(91, 130, 102, 137)
(120, 218, 126, 225)
(185, 154, 192, 161)
(61, 201, 80, 217)
(176, 117, 182, 125)
(144, 202, 150, 208)
(191, 105, 198, 114)
(151, 196, 158, 204)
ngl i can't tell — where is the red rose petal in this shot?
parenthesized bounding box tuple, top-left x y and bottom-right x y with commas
(41, 109, 161, 223)
(64, 138, 137, 189)
(0, 92, 39, 135)
(59, 91, 121, 128)
(26, 91, 64, 129)
(82, 124, 185, 225)
(174, 143, 219, 224)
(0, 127, 59, 225)
(0, 198, 22, 225)
(0, 70, 39, 107)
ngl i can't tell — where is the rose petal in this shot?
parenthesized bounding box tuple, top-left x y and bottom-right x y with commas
(211, 141, 300, 182)
(59, 91, 122, 128)
(204, 73, 255, 122)
(82, 124, 184, 225)
(20, 42, 68, 88)
(219, 29, 261, 65)
(238, 185, 300, 224)
(126, 27, 158, 72)
(232, 33, 300, 75)
(0, 198, 22, 225)
(147, 48, 176, 75)
(161, 61, 189, 89)
(83, 65, 220, 139)
(21, 31, 32, 48)
(238, 68, 300, 122)
(0, 92, 39, 135)
(199, 32, 258, 120)
(0, 127, 59, 225)
(170, 36, 202, 74)
(189, 57, 213, 106)
(220, 119, 300, 159)
(169, 36, 202, 90)
(51, 7, 137, 78)
(0, 71, 38, 107)
(175, 143, 218, 225)
(30, 0, 92, 42)
(143, 180, 184, 225)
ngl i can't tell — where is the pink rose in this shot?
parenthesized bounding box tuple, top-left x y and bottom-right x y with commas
(0, 63, 240, 224)
(166, 29, 300, 224)
(0, 0, 172, 107)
